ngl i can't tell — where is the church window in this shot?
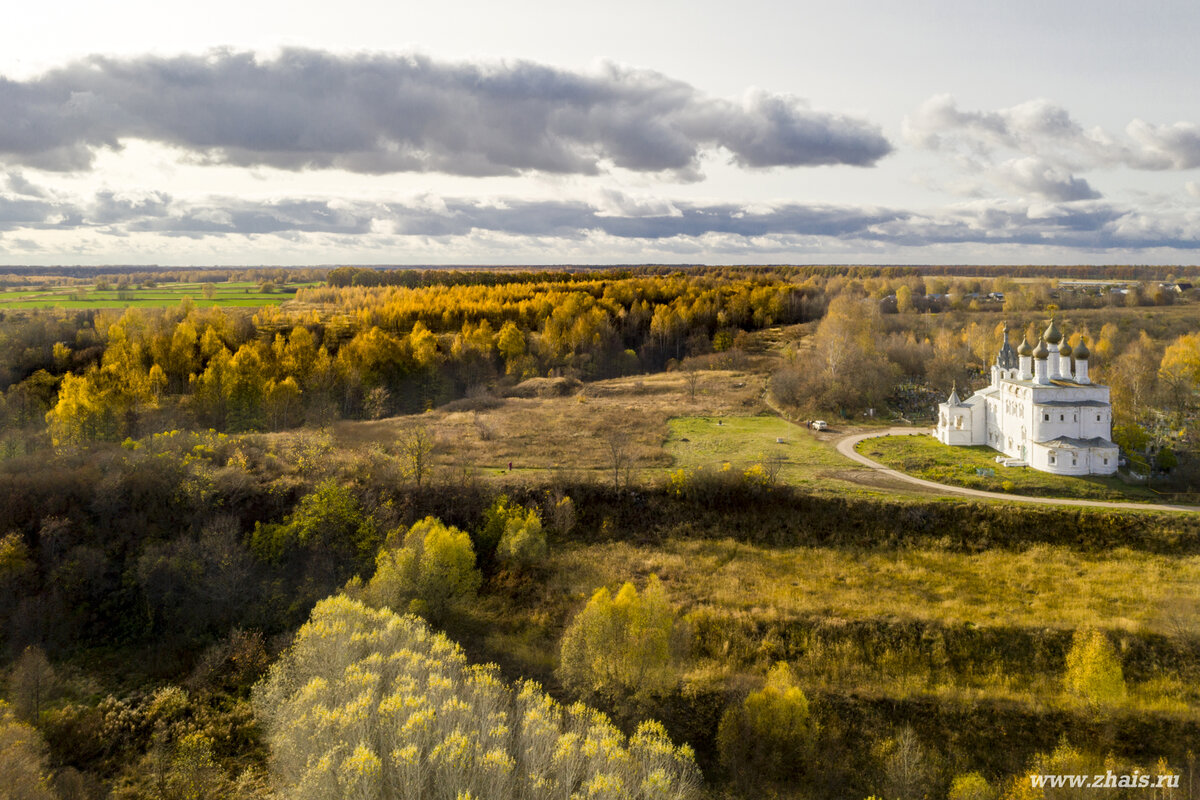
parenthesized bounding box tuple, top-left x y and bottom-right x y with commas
(1096, 414, 1101, 422)
(1059, 414, 1064, 421)
(1103, 457, 1109, 466)
(1071, 455, 1077, 466)
(1044, 413, 1050, 421)
(1048, 452, 1057, 465)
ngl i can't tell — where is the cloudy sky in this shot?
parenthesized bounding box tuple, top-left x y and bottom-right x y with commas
(2, 0, 1199, 265)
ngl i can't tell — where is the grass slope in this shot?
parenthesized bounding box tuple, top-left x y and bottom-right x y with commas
(858, 433, 1164, 502)
(666, 415, 851, 489)
(472, 536, 1200, 726)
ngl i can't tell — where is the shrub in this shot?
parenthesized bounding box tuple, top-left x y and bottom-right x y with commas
(948, 771, 994, 800)
(559, 575, 681, 700)
(249, 480, 378, 569)
(476, 494, 519, 568)
(254, 595, 702, 800)
(546, 492, 576, 535)
(666, 464, 773, 507)
(1063, 628, 1127, 706)
(364, 516, 481, 621)
(0, 701, 55, 800)
(496, 508, 546, 571)
(717, 662, 817, 789)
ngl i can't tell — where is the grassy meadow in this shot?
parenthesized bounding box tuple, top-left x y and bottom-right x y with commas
(0, 280, 312, 309)
(469, 534, 1200, 735)
(331, 370, 771, 475)
(858, 433, 1168, 502)
(324, 368, 942, 503)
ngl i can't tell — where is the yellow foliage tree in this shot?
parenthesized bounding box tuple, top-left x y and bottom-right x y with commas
(559, 575, 679, 700)
(364, 516, 481, 621)
(1063, 629, 1126, 707)
(717, 662, 817, 789)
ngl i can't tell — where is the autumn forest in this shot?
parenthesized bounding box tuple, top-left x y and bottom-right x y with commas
(2, 264, 1200, 800)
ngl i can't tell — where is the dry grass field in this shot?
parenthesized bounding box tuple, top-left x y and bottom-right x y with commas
(318, 363, 933, 497)
(463, 536, 1200, 713)
(548, 539, 1198, 636)
(329, 368, 769, 477)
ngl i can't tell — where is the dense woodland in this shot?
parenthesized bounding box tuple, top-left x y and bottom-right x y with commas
(0, 269, 821, 452)
(2, 265, 1200, 799)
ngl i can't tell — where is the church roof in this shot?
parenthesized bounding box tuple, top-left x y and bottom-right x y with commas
(1059, 340, 1073, 358)
(1037, 436, 1117, 450)
(1037, 399, 1110, 407)
(1032, 338, 1050, 359)
(995, 323, 1018, 369)
(1043, 318, 1063, 345)
(946, 383, 962, 406)
(1074, 337, 1090, 359)
(1017, 336, 1033, 357)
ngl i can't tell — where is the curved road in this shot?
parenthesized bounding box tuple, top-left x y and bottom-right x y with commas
(837, 427, 1198, 513)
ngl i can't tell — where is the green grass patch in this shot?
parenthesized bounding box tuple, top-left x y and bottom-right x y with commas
(665, 415, 848, 488)
(857, 434, 1162, 502)
(0, 281, 317, 309)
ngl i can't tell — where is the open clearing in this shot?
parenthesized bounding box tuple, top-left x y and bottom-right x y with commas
(332, 369, 769, 476)
(0, 281, 313, 309)
(326, 369, 931, 498)
(665, 415, 853, 489)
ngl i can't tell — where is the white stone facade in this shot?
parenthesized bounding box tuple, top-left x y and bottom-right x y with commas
(934, 322, 1118, 476)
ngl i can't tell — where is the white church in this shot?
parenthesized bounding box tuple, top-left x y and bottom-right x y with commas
(934, 320, 1118, 476)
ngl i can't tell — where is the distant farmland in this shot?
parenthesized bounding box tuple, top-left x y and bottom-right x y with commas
(0, 280, 314, 309)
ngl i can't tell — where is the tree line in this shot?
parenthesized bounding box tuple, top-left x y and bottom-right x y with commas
(0, 271, 821, 450)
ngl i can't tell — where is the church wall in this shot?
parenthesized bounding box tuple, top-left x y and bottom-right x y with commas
(1029, 443, 1092, 475)
(1079, 408, 1111, 439)
(1032, 406, 1083, 441)
(1028, 442, 1119, 475)
(936, 401, 983, 446)
(940, 427, 978, 446)
(995, 382, 1032, 459)
(970, 400, 986, 442)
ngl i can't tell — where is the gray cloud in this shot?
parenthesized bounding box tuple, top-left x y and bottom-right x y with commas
(0, 49, 892, 176)
(116, 195, 906, 241)
(4, 171, 49, 198)
(904, 95, 1089, 157)
(0, 195, 72, 231)
(87, 190, 172, 225)
(7, 186, 1200, 251)
(905, 94, 1200, 174)
(992, 157, 1101, 202)
(871, 200, 1131, 248)
(1126, 120, 1200, 170)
